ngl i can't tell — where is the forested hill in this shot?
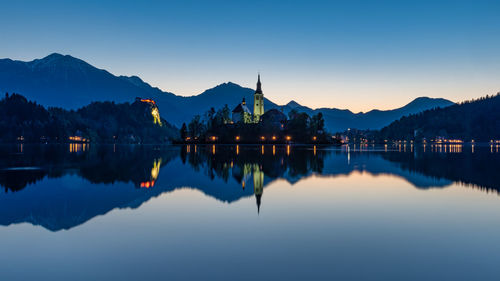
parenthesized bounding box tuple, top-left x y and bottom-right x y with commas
(378, 93, 500, 142)
(0, 93, 178, 143)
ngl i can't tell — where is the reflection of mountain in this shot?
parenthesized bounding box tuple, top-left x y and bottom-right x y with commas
(0, 144, 498, 231)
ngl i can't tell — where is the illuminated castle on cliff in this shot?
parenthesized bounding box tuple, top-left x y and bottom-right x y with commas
(232, 74, 265, 124)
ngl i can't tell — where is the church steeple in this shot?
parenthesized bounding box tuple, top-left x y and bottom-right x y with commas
(253, 74, 264, 122)
(256, 74, 263, 94)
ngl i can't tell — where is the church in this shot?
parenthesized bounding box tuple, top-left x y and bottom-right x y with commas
(232, 74, 265, 124)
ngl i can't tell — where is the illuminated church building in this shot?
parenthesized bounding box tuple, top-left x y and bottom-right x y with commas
(232, 74, 265, 124)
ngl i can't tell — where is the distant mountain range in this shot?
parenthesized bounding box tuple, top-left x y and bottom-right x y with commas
(378, 93, 500, 141)
(0, 53, 454, 132)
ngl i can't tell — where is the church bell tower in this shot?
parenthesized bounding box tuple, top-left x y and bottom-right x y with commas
(253, 74, 264, 122)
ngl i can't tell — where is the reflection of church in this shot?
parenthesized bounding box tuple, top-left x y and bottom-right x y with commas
(232, 162, 265, 214)
(253, 165, 264, 214)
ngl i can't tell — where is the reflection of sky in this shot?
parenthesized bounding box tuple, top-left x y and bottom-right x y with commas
(2, 172, 500, 280)
(1, 1, 500, 112)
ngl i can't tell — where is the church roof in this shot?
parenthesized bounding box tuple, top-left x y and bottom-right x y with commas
(232, 102, 251, 114)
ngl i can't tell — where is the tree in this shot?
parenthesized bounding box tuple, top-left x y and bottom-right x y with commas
(188, 115, 204, 138)
(221, 104, 231, 123)
(310, 112, 325, 135)
(180, 123, 188, 140)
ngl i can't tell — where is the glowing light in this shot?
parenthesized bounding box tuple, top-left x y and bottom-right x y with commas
(211, 136, 217, 141)
(286, 136, 291, 141)
(235, 136, 240, 141)
(272, 136, 277, 141)
(151, 158, 162, 180)
(140, 99, 156, 105)
(151, 107, 162, 125)
(261, 136, 266, 141)
(312, 136, 317, 141)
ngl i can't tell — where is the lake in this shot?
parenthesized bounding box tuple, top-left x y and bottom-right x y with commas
(1, 143, 500, 281)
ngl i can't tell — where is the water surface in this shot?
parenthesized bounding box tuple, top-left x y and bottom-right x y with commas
(1, 144, 499, 281)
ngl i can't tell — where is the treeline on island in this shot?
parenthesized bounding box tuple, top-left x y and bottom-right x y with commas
(376, 93, 500, 142)
(0, 93, 178, 143)
(179, 106, 341, 144)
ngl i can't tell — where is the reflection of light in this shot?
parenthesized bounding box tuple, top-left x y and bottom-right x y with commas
(261, 145, 264, 155)
(187, 145, 190, 153)
(69, 143, 84, 153)
(384, 144, 387, 152)
(472, 144, 474, 153)
(273, 145, 276, 155)
(347, 145, 350, 165)
(287, 145, 290, 156)
(236, 145, 239, 155)
(151, 158, 162, 180)
(194, 145, 197, 153)
(140, 180, 155, 189)
(313, 145, 316, 156)
(212, 145, 216, 155)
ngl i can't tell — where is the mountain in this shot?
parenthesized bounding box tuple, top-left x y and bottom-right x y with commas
(0, 53, 454, 132)
(281, 97, 454, 132)
(378, 93, 500, 141)
(0, 53, 177, 108)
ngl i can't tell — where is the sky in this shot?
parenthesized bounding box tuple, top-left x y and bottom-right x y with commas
(1, 0, 499, 112)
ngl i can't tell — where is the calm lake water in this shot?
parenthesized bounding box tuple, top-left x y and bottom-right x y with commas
(1, 143, 500, 281)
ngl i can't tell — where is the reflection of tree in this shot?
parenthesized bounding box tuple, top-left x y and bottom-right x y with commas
(181, 145, 328, 186)
(179, 145, 331, 212)
(0, 145, 177, 192)
(380, 147, 500, 192)
(0, 169, 46, 192)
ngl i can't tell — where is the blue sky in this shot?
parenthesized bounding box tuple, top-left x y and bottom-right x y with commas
(1, 0, 499, 112)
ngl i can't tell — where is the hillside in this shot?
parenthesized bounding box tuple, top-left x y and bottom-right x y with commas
(378, 93, 500, 141)
(0, 53, 454, 132)
(0, 93, 178, 143)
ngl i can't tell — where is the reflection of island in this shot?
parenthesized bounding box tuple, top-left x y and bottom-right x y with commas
(0, 144, 498, 231)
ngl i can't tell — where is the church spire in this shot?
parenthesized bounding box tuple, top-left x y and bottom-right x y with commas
(256, 74, 262, 94)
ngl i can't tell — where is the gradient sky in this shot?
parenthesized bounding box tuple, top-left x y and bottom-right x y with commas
(1, 0, 499, 112)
